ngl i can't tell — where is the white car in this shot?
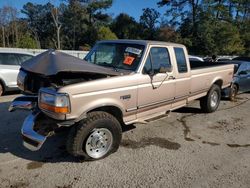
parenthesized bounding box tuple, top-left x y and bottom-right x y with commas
(0, 51, 34, 96)
(188, 55, 204, 62)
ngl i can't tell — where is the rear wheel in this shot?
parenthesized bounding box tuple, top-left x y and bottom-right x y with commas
(66, 111, 122, 160)
(229, 84, 238, 101)
(200, 84, 221, 113)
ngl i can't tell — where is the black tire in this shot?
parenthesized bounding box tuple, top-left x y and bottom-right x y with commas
(66, 111, 122, 160)
(229, 84, 238, 101)
(0, 82, 4, 96)
(200, 84, 221, 113)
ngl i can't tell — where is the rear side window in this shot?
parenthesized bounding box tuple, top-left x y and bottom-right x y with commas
(0, 53, 20, 65)
(174, 47, 188, 73)
(143, 47, 171, 74)
(18, 54, 33, 63)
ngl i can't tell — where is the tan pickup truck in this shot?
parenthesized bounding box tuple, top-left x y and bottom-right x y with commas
(9, 40, 234, 160)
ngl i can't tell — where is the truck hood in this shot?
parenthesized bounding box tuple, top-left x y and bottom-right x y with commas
(21, 49, 121, 76)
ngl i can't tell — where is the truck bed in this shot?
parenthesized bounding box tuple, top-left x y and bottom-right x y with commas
(189, 61, 234, 99)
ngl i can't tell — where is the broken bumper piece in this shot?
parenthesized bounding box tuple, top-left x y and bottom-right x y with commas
(8, 96, 37, 112)
(21, 110, 47, 151)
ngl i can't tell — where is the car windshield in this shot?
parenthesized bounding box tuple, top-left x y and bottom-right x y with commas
(84, 43, 145, 71)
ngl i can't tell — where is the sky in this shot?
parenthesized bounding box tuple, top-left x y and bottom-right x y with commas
(0, 0, 166, 21)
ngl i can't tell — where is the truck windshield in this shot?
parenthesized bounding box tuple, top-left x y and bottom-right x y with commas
(84, 43, 145, 71)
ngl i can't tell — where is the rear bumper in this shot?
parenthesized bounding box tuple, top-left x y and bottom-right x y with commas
(21, 110, 47, 151)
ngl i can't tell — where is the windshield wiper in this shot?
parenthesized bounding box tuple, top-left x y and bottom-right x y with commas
(98, 62, 119, 72)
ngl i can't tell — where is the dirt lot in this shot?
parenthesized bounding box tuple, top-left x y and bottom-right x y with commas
(0, 93, 250, 188)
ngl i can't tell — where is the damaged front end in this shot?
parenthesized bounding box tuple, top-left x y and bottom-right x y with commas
(9, 49, 121, 151)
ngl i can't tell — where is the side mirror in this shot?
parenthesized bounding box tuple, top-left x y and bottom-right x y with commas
(238, 70, 247, 75)
(159, 66, 172, 73)
(143, 68, 155, 77)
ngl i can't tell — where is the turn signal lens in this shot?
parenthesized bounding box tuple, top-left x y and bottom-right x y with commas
(40, 103, 70, 114)
(39, 89, 70, 114)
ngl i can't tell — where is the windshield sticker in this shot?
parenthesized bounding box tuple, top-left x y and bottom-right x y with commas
(125, 47, 142, 55)
(123, 56, 135, 65)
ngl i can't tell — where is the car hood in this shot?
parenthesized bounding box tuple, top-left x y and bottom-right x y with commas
(21, 49, 121, 76)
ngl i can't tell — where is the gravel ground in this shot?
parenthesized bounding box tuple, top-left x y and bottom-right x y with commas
(0, 93, 249, 188)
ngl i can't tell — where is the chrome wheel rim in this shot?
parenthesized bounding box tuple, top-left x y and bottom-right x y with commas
(210, 91, 218, 108)
(85, 128, 113, 159)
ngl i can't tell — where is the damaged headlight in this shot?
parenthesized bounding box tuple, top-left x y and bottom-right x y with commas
(39, 88, 70, 114)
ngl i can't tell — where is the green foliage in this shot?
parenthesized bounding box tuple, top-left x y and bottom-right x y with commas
(159, 0, 249, 55)
(17, 34, 37, 49)
(140, 8, 160, 39)
(97, 26, 117, 40)
(22, 2, 55, 48)
(215, 22, 244, 55)
(0, 0, 249, 56)
(111, 13, 141, 39)
(157, 27, 181, 43)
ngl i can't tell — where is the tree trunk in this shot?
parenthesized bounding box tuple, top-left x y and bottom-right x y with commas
(1, 26, 5, 47)
(73, 24, 75, 50)
(57, 26, 61, 50)
(14, 21, 18, 45)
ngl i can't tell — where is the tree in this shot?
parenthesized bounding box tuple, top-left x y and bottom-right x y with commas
(51, 7, 62, 49)
(157, 27, 181, 43)
(83, 0, 113, 25)
(140, 8, 160, 39)
(97, 26, 117, 40)
(22, 2, 57, 48)
(214, 22, 244, 55)
(17, 33, 37, 48)
(111, 13, 141, 39)
(0, 6, 19, 47)
(61, 1, 88, 49)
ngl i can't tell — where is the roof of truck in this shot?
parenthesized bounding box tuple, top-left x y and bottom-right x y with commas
(98, 39, 185, 48)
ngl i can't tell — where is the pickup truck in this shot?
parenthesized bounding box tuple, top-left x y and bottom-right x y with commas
(9, 40, 234, 160)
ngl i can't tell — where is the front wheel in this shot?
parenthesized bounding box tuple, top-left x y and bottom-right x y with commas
(66, 111, 122, 160)
(200, 84, 221, 113)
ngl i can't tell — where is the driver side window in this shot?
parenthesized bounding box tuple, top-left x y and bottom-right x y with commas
(143, 47, 171, 74)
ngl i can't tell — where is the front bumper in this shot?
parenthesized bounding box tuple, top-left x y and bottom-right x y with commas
(21, 110, 47, 151)
(9, 96, 37, 112)
(9, 96, 47, 151)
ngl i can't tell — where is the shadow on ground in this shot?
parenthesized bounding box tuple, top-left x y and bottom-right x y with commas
(0, 101, 81, 163)
(173, 106, 204, 114)
(0, 101, 138, 163)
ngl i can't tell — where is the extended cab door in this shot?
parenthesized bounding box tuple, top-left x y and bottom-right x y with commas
(171, 47, 191, 108)
(137, 46, 176, 118)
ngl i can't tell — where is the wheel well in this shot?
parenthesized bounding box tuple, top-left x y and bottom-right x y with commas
(0, 79, 5, 92)
(89, 106, 124, 125)
(233, 83, 239, 91)
(213, 79, 223, 88)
